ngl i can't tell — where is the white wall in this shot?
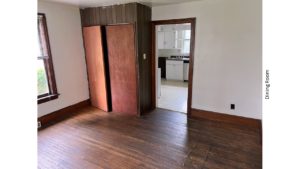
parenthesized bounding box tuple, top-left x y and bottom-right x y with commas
(38, 1, 89, 117)
(152, 0, 262, 119)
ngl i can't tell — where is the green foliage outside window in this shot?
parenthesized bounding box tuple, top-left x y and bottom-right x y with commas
(38, 68, 48, 95)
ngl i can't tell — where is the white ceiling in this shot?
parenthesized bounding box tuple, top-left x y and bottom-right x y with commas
(40, 0, 203, 8)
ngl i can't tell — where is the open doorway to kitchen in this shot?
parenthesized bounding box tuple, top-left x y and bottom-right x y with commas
(151, 18, 196, 116)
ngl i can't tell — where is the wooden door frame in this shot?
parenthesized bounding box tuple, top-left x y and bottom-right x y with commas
(151, 18, 196, 117)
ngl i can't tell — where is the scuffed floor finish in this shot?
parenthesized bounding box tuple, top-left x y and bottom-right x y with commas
(38, 107, 262, 169)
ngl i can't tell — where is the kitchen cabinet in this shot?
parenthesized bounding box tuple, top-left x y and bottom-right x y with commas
(164, 31, 176, 49)
(157, 32, 165, 49)
(157, 28, 191, 53)
(157, 31, 176, 49)
(166, 60, 184, 81)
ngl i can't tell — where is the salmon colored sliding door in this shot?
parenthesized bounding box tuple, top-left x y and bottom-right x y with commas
(106, 24, 137, 115)
(83, 26, 109, 112)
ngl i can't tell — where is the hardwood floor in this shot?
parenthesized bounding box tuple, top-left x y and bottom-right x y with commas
(38, 106, 262, 169)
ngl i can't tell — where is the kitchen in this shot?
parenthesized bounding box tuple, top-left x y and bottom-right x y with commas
(156, 23, 191, 113)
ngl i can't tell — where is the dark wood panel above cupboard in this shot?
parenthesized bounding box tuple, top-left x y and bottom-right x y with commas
(80, 3, 152, 116)
(80, 3, 137, 26)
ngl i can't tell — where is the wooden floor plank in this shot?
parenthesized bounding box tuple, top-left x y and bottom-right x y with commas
(38, 107, 262, 169)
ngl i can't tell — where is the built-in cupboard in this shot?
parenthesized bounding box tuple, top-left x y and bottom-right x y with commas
(81, 3, 152, 116)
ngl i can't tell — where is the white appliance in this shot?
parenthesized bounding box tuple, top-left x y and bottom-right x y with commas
(183, 62, 189, 81)
(166, 60, 184, 80)
(157, 68, 161, 98)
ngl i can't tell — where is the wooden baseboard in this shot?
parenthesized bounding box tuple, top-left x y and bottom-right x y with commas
(191, 108, 261, 130)
(38, 99, 90, 129)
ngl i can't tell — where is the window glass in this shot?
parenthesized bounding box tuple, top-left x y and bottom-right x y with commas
(183, 39, 190, 54)
(37, 59, 49, 95)
(184, 30, 191, 39)
(37, 36, 42, 57)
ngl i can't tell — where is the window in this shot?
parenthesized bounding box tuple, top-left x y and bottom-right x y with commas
(37, 13, 58, 104)
(182, 30, 191, 54)
(175, 30, 191, 54)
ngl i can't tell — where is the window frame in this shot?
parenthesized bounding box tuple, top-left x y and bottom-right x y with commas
(37, 13, 59, 104)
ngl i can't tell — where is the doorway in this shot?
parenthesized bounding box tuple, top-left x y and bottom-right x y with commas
(151, 18, 196, 116)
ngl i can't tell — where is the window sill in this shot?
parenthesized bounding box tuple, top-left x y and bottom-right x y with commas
(38, 94, 59, 104)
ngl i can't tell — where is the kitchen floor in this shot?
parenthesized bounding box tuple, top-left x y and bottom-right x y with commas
(158, 79, 188, 113)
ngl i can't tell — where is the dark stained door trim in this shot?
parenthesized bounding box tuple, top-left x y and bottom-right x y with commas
(151, 18, 196, 117)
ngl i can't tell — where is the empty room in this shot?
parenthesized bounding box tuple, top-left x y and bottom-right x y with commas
(37, 0, 263, 168)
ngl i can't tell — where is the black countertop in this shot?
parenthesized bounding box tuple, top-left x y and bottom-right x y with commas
(166, 58, 189, 63)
